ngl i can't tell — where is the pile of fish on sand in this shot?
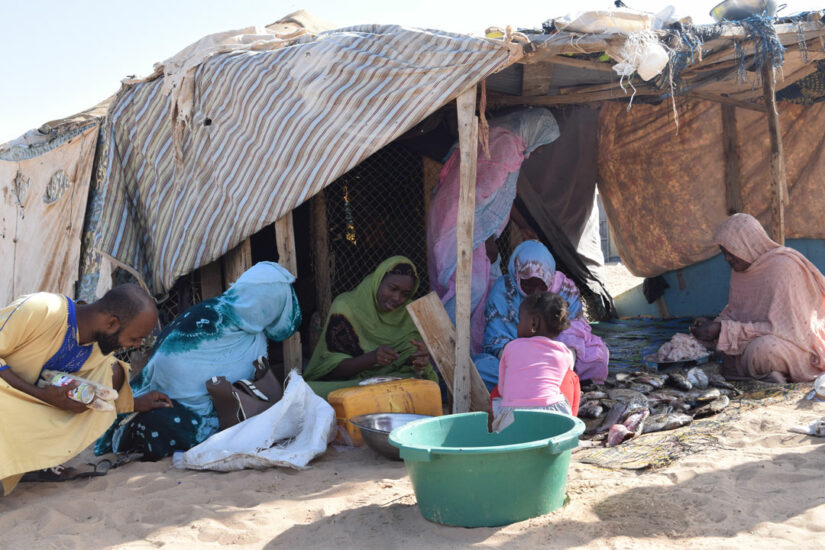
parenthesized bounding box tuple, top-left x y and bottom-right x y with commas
(578, 366, 742, 447)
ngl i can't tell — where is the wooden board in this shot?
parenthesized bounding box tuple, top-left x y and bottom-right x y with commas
(454, 87, 478, 414)
(761, 65, 787, 245)
(310, 191, 332, 324)
(721, 104, 743, 215)
(275, 211, 303, 373)
(199, 260, 223, 299)
(222, 238, 252, 289)
(406, 292, 491, 414)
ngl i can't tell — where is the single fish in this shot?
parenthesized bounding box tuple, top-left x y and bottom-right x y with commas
(696, 388, 721, 402)
(578, 401, 604, 419)
(647, 392, 680, 405)
(687, 367, 709, 389)
(667, 372, 693, 391)
(615, 373, 633, 383)
(608, 388, 648, 404)
(629, 383, 654, 394)
(623, 409, 650, 434)
(643, 412, 693, 433)
(635, 375, 665, 389)
(582, 391, 608, 401)
(693, 395, 731, 418)
(708, 373, 743, 395)
(650, 404, 674, 416)
(597, 401, 628, 433)
(606, 424, 634, 447)
(672, 400, 692, 413)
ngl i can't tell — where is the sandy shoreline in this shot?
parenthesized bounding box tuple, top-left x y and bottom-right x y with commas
(2, 396, 823, 550)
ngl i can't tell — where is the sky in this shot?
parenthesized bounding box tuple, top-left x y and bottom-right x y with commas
(1, 0, 823, 144)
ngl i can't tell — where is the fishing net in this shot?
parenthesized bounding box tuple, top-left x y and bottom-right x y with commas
(777, 60, 825, 103)
(576, 378, 809, 470)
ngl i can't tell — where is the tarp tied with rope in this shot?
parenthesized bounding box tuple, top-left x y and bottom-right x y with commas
(97, 24, 517, 294)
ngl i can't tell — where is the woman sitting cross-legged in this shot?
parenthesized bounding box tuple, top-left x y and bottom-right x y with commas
(95, 262, 301, 460)
(304, 256, 438, 399)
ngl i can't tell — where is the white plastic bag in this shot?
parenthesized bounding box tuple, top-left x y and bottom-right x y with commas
(610, 32, 669, 82)
(172, 372, 336, 471)
(552, 9, 655, 34)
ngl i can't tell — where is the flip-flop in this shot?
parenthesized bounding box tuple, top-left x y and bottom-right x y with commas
(20, 465, 84, 483)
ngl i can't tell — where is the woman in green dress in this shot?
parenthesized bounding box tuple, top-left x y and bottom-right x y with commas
(304, 256, 437, 398)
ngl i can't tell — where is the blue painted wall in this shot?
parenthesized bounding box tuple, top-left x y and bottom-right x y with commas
(614, 238, 825, 318)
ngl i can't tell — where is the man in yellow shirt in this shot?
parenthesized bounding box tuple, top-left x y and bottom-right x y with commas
(0, 284, 171, 495)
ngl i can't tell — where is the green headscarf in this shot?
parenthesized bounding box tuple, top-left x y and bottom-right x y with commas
(304, 256, 437, 393)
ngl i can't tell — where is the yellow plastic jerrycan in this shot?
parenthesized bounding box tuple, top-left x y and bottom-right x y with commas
(327, 378, 442, 445)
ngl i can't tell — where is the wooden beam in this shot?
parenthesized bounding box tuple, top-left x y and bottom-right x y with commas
(222, 238, 252, 289)
(545, 55, 617, 73)
(310, 191, 332, 323)
(521, 62, 555, 96)
(406, 292, 491, 414)
(454, 87, 478, 414)
(688, 92, 767, 113)
(721, 104, 743, 216)
(199, 260, 223, 299)
(761, 65, 787, 245)
(275, 211, 303, 373)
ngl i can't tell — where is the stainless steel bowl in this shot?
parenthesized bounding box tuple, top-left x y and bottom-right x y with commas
(710, 0, 777, 22)
(350, 413, 432, 460)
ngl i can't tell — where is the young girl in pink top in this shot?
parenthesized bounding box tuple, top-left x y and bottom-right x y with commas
(492, 291, 575, 431)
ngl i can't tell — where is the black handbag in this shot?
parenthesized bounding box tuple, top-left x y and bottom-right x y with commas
(206, 356, 284, 430)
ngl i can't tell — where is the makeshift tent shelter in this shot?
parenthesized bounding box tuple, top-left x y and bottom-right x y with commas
(6, 9, 825, 409)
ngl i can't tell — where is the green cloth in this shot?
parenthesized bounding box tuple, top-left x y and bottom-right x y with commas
(304, 256, 437, 398)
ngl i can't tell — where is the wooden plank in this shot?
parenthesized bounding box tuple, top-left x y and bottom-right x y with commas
(199, 260, 223, 299)
(222, 238, 252, 289)
(688, 92, 767, 113)
(521, 63, 554, 96)
(546, 55, 617, 73)
(275, 211, 303, 373)
(454, 87, 478, 414)
(310, 191, 332, 323)
(406, 292, 491, 414)
(721, 104, 743, 216)
(761, 65, 787, 245)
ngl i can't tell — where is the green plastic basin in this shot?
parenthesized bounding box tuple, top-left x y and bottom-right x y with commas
(388, 410, 585, 527)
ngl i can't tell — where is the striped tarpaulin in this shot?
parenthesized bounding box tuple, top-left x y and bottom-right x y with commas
(98, 25, 515, 294)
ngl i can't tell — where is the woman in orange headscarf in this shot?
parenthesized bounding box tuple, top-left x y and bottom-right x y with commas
(691, 213, 825, 383)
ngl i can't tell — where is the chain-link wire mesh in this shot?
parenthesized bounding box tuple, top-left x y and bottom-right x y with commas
(325, 143, 428, 297)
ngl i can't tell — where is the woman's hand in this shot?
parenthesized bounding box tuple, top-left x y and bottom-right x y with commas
(372, 346, 400, 366)
(37, 381, 89, 414)
(410, 339, 430, 376)
(134, 391, 173, 413)
(691, 317, 721, 341)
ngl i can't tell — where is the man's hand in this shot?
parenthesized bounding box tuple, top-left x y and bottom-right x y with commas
(133, 391, 173, 413)
(372, 346, 400, 366)
(37, 381, 89, 414)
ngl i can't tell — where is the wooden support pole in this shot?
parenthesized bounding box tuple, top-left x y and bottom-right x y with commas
(761, 65, 787, 245)
(275, 210, 303, 374)
(721, 105, 743, 215)
(406, 292, 491, 414)
(199, 260, 223, 299)
(310, 191, 332, 323)
(222, 238, 252, 289)
(454, 87, 478, 414)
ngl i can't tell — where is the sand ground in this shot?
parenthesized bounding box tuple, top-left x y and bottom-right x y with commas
(2, 395, 823, 550)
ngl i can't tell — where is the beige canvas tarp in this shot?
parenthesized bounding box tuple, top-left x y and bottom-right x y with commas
(598, 99, 825, 277)
(0, 124, 99, 304)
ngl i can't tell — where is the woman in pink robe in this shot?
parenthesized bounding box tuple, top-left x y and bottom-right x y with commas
(691, 214, 825, 383)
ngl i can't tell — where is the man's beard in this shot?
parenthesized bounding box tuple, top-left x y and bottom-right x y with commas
(95, 329, 122, 355)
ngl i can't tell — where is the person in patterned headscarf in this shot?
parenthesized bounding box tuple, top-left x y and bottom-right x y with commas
(474, 240, 608, 390)
(691, 213, 825, 383)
